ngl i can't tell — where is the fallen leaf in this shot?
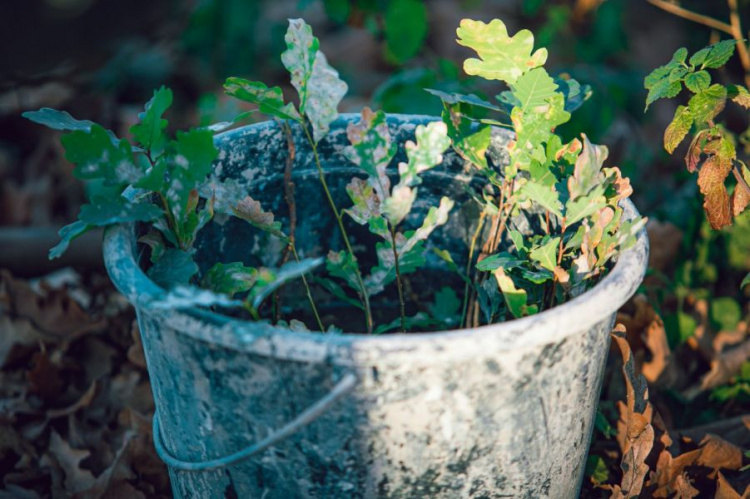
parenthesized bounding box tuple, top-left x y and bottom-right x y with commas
(673, 473, 700, 498)
(701, 340, 750, 391)
(610, 324, 655, 498)
(695, 434, 743, 478)
(715, 471, 749, 499)
(47, 431, 96, 495)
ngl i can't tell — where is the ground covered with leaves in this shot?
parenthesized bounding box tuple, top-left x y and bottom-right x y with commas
(0, 269, 169, 498)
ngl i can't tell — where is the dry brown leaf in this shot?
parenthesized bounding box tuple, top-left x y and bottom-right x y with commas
(610, 324, 655, 498)
(47, 431, 96, 495)
(715, 471, 749, 499)
(695, 434, 743, 477)
(732, 183, 750, 216)
(25, 346, 62, 402)
(697, 155, 733, 230)
(47, 382, 97, 419)
(642, 314, 670, 384)
(673, 473, 700, 498)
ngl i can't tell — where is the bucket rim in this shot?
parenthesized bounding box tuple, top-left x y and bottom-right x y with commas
(102, 113, 649, 364)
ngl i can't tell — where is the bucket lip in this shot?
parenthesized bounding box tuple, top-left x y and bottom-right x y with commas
(103, 114, 649, 360)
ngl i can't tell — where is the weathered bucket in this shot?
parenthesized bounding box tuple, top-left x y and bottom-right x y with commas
(103, 114, 648, 498)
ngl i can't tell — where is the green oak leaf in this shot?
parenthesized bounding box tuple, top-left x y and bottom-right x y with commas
(456, 18, 547, 84)
(688, 84, 727, 125)
(78, 196, 162, 226)
(326, 250, 360, 292)
(511, 93, 570, 171)
(664, 105, 693, 154)
(430, 286, 461, 326)
(344, 177, 382, 226)
(476, 252, 524, 272)
(684, 71, 711, 93)
(202, 262, 258, 297)
(554, 77, 593, 113)
(281, 19, 347, 143)
(130, 86, 172, 155)
(148, 249, 199, 289)
(520, 180, 563, 216)
(165, 128, 218, 221)
(224, 78, 301, 121)
(529, 236, 560, 271)
(23, 108, 97, 132)
(565, 187, 608, 227)
(494, 268, 535, 318)
(48, 221, 92, 260)
(440, 102, 491, 169)
(511, 67, 559, 112)
(281, 19, 319, 113)
(61, 124, 142, 185)
(426, 89, 505, 112)
(343, 107, 396, 202)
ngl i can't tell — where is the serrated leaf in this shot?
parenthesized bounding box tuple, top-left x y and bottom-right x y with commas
(130, 86, 172, 154)
(521, 180, 562, 216)
(232, 196, 287, 240)
(148, 249, 199, 288)
(202, 262, 258, 297)
(732, 162, 750, 216)
(668, 66, 688, 83)
(701, 39, 737, 69)
(684, 71, 711, 93)
(476, 252, 524, 272)
(664, 105, 693, 154)
(697, 154, 732, 229)
(645, 48, 686, 88)
(456, 18, 548, 84)
(728, 84, 750, 109)
(80, 199, 161, 230)
(61, 125, 142, 185)
(166, 129, 218, 221)
(250, 258, 324, 309)
(511, 67, 559, 112)
(48, 221, 92, 260)
(281, 19, 319, 113)
(688, 84, 727, 124)
(151, 285, 241, 310)
(529, 236, 560, 271)
(223, 78, 301, 121)
(689, 46, 710, 67)
(644, 77, 682, 111)
(567, 134, 608, 200)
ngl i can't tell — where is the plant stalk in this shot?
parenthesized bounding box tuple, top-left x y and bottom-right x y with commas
(301, 123, 374, 334)
(388, 225, 407, 333)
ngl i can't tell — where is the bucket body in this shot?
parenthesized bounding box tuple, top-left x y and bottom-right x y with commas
(103, 115, 649, 498)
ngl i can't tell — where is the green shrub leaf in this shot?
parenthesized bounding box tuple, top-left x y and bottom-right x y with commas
(664, 105, 694, 154)
(202, 262, 258, 297)
(684, 71, 711, 93)
(688, 84, 727, 125)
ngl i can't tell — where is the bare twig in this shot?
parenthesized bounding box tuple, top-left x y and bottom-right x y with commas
(727, 0, 750, 88)
(646, 0, 733, 35)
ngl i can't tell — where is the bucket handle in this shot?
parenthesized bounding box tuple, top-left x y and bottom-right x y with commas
(152, 373, 358, 472)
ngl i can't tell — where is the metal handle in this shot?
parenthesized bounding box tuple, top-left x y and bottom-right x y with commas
(152, 373, 358, 472)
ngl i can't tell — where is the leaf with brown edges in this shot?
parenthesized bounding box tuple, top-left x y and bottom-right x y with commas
(697, 155, 732, 229)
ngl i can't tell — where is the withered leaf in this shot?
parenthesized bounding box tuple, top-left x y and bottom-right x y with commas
(697, 155, 732, 229)
(673, 473, 700, 498)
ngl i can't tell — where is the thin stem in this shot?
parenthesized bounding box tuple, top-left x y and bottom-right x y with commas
(388, 225, 407, 333)
(727, 0, 750, 88)
(301, 123, 373, 334)
(461, 211, 487, 328)
(291, 244, 326, 332)
(646, 0, 733, 35)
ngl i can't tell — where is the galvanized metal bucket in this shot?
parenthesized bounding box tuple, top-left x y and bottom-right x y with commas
(103, 115, 648, 498)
